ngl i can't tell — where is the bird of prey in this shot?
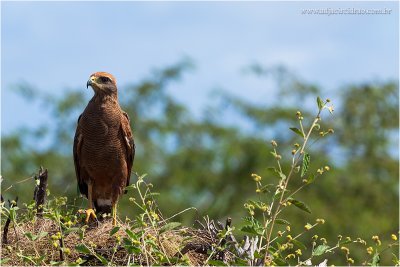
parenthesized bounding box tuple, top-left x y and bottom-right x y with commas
(73, 72, 135, 226)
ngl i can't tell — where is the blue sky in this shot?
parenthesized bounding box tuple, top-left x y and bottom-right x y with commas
(1, 1, 398, 134)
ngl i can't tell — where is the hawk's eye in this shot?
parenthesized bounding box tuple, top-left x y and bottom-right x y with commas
(99, 77, 111, 83)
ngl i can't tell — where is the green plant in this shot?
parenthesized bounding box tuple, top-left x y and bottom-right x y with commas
(236, 97, 399, 266)
(1, 96, 398, 266)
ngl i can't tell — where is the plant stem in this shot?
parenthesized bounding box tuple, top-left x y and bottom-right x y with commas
(264, 109, 322, 264)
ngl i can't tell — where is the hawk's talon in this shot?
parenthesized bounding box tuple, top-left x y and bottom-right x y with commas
(78, 208, 97, 224)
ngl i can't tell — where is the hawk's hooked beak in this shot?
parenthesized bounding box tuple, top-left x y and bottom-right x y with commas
(86, 79, 93, 89)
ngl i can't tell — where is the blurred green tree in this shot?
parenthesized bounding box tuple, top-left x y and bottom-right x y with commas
(1, 60, 398, 264)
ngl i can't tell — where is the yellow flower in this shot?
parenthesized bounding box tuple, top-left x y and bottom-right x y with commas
(251, 173, 262, 182)
(316, 218, 325, 224)
(151, 211, 159, 221)
(304, 223, 312, 231)
(372, 235, 382, 246)
(295, 249, 302, 255)
(63, 248, 71, 255)
(341, 246, 349, 254)
(285, 253, 295, 259)
(260, 205, 268, 212)
(366, 246, 373, 255)
(391, 234, 398, 241)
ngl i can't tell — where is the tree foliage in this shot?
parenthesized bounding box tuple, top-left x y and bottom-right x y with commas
(1, 60, 398, 264)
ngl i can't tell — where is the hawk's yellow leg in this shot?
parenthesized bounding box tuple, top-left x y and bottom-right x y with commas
(112, 203, 117, 226)
(83, 182, 97, 223)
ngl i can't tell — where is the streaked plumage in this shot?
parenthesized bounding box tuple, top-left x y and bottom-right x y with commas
(73, 72, 134, 225)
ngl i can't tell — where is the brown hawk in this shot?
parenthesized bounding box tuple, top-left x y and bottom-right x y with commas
(73, 72, 135, 225)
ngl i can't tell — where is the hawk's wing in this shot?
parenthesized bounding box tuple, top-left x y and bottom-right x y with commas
(121, 111, 135, 192)
(73, 114, 88, 197)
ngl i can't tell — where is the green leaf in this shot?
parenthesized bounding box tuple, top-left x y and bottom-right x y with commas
(9, 208, 16, 222)
(288, 198, 311, 214)
(273, 256, 288, 265)
(312, 244, 330, 256)
(159, 222, 181, 234)
(23, 231, 46, 241)
(24, 232, 34, 241)
(301, 153, 310, 177)
(372, 252, 380, 266)
(145, 192, 160, 198)
(124, 184, 136, 191)
(78, 229, 85, 240)
(75, 244, 91, 254)
(64, 227, 80, 235)
(18, 254, 36, 265)
(208, 260, 227, 266)
(242, 216, 254, 224)
(137, 173, 148, 182)
(290, 127, 305, 138)
(275, 219, 291, 225)
(37, 231, 48, 240)
(123, 238, 142, 255)
(317, 96, 324, 110)
(291, 239, 307, 250)
(123, 237, 133, 246)
(125, 229, 137, 240)
(339, 239, 352, 245)
(110, 226, 120, 236)
(0, 258, 10, 264)
(94, 253, 108, 265)
(306, 173, 315, 184)
(234, 258, 250, 266)
(240, 225, 263, 235)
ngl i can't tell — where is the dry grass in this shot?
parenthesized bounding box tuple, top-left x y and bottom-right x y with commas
(1, 217, 214, 266)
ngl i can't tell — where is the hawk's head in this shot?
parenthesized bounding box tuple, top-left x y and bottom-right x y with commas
(87, 72, 117, 95)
